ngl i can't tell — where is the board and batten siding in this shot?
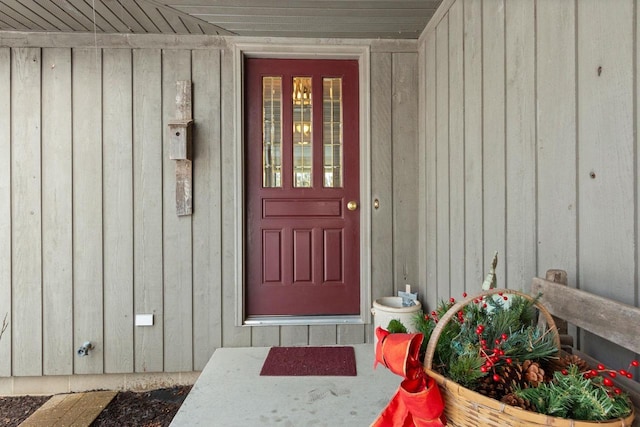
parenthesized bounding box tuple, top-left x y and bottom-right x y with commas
(0, 36, 418, 385)
(419, 0, 639, 370)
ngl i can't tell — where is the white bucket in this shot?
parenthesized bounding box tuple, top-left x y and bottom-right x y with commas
(371, 297, 422, 343)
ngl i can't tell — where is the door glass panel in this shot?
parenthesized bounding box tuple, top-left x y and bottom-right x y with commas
(292, 77, 312, 188)
(323, 78, 343, 188)
(262, 76, 282, 188)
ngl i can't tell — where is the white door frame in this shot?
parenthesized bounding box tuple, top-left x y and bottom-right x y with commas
(232, 41, 372, 326)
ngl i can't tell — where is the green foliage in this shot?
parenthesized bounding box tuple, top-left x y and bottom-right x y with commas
(414, 293, 557, 390)
(386, 318, 408, 334)
(514, 365, 633, 421)
(447, 353, 486, 388)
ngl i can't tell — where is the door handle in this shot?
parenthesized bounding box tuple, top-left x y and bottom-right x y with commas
(347, 200, 358, 211)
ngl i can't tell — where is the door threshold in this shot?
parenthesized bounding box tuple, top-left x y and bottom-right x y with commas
(244, 315, 365, 327)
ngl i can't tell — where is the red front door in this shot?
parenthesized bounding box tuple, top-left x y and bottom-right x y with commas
(245, 58, 360, 316)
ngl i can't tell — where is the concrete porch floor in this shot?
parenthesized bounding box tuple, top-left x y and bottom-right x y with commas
(170, 344, 399, 426)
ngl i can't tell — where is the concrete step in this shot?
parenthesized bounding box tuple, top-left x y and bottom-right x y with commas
(19, 390, 117, 427)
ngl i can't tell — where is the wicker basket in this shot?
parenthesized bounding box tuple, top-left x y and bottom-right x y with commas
(423, 288, 636, 427)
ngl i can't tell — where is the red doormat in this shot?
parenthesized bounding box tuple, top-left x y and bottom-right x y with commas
(260, 346, 357, 376)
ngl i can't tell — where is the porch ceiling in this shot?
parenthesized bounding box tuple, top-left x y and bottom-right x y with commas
(0, 0, 442, 39)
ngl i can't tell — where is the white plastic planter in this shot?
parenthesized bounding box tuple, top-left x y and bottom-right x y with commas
(371, 297, 422, 344)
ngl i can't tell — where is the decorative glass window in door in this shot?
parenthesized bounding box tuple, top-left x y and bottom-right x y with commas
(323, 78, 343, 188)
(292, 77, 312, 188)
(262, 77, 282, 188)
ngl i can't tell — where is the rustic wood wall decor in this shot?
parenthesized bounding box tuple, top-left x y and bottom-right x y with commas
(169, 80, 193, 215)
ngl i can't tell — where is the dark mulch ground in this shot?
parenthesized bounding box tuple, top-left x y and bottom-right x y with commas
(0, 395, 51, 427)
(0, 385, 191, 427)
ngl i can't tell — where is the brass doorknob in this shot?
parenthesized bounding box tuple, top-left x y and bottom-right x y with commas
(347, 200, 358, 211)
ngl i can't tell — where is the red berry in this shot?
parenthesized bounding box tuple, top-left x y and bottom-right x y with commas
(493, 374, 501, 382)
(631, 360, 639, 367)
(597, 364, 605, 370)
(590, 369, 598, 377)
(626, 373, 633, 379)
(483, 303, 487, 308)
(506, 358, 512, 364)
(495, 339, 501, 345)
(498, 292, 503, 296)
(603, 378, 614, 387)
(503, 296, 508, 301)
(462, 292, 468, 297)
(480, 339, 487, 345)
(609, 372, 617, 378)
(615, 388, 622, 395)
(619, 369, 628, 376)
(501, 333, 508, 341)
(480, 366, 488, 373)
(561, 369, 568, 375)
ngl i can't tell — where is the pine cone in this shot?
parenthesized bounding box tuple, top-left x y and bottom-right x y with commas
(476, 373, 510, 400)
(543, 353, 590, 379)
(522, 360, 545, 387)
(501, 393, 534, 411)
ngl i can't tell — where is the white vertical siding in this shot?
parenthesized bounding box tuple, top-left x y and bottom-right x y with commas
(72, 48, 104, 375)
(103, 48, 134, 374)
(392, 52, 419, 292)
(132, 48, 164, 374)
(420, 0, 639, 368)
(536, 0, 577, 287)
(162, 49, 194, 372)
(42, 48, 73, 376)
(577, 0, 635, 367)
(191, 49, 223, 370)
(11, 47, 42, 376)
(0, 37, 415, 380)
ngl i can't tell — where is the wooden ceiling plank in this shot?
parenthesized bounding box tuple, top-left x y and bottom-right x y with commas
(66, 0, 116, 33)
(0, 11, 29, 31)
(125, 1, 163, 33)
(0, 0, 47, 30)
(16, 0, 77, 31)
(158, 8, 190, 34)
(49, 0, 95, 32)
(181, 16, 205, 35)
(135, 2, 174, 33)
(2, 0, 63, 30)
(86, 0, 134, 32)
(101, 0, 148, 33)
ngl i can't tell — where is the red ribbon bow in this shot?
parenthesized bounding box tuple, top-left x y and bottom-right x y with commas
(372, 327, 446, 427)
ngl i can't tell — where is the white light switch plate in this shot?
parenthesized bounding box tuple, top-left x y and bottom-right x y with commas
(135, 314, 154, 326)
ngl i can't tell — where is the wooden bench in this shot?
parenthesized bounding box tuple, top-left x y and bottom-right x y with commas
(532, 270, 640, 425)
